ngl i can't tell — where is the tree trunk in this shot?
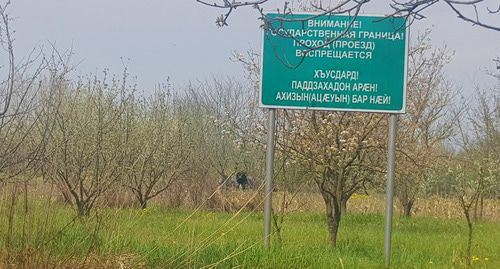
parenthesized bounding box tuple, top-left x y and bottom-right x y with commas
(479, 195, 484, 220)
(464, 209, 473, 269)
(326, 211, 340, 247)
(76, 201, 90, 217)
(134, 191, 148, 209)
(402, 199, 414, 217)
(272, 214, 283, 244)
(322, 194, 341, 248)
(140, 199, 148, 209)
(399, 184, 414, 217)
(340, 197, 348, 216)
(473, 197, 479, 221)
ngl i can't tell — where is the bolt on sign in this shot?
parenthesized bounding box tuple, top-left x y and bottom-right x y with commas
(260, 13, 408, 113)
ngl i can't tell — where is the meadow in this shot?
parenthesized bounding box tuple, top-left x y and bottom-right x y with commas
(1, 193, 499, 269)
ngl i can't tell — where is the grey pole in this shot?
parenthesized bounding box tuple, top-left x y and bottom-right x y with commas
(384, 114, 398, 267)
(263, 108, 276, 247)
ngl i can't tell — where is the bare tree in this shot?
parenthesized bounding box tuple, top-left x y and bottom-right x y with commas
(444, 76, 499, 267)
(0, 1, 63, 183)
(395, 30, 455, 216)
(183, 78, 263, 186)
(0, 3, 78, 265)
(0, 1, 15, 118)
(445, 156, 498, 268)
(461, 84, 499, 219)
(44, 71, 131, 216)
(122, 85, 189, 209)
(197, 0, 500, 31)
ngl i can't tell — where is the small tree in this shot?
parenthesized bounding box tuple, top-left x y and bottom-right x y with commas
(447, 77, 499, 267)
(395, 30, 455, 216)
(45, 71, 130, 216)
(233, 46, 386, 246)
(270, 116, 313, 242)
(0, 1, 51, 183)
(179, 78, 264, 196)
(446, 157, 498, 268)
(277, 110, 384, 247)
(467, 88, 500, 219)
(122, 87, 189, 209)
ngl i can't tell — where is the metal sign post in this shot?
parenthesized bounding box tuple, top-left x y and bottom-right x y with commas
(263, 108, 276, 247)
(384, 114, 398, 267)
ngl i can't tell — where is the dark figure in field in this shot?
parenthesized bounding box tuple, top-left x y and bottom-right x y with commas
(236, 171, 249, 190)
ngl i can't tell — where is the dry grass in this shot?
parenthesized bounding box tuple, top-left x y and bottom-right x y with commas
(199, 189, 499, 221)
(2, 180, 498, 221)
(269, 192, 500, 221)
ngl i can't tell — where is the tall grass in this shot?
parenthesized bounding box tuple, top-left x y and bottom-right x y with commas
(1, 194, 498, 268)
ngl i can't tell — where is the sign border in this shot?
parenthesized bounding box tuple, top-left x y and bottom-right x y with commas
(259, 12, 409, 114)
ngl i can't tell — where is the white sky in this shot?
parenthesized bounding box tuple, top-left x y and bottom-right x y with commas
(7, 0, 500, 96)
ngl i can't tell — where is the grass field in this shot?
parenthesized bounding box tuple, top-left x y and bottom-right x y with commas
(1, 198, 499, 269)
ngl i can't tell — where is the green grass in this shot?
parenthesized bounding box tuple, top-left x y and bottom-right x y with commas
(1, 201, 499, 268)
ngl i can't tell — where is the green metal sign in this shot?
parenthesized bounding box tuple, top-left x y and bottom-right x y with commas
(260, 13, 408, 113)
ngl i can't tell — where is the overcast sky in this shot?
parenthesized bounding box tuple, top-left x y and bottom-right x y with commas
(7, 0, 500, 96)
